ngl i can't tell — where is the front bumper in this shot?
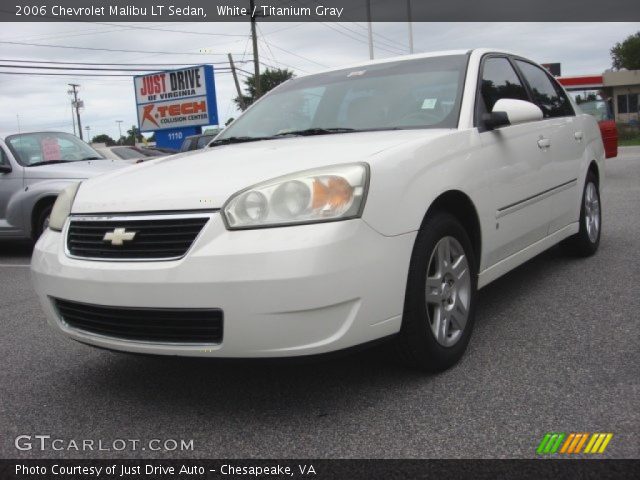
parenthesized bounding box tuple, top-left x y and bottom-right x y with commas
(31, 213, 415, 357)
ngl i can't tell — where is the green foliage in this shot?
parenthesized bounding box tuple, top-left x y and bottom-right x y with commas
(234, 68, 295, 111)
(611, 32, 640, 70)
(91, 134, 116, 146)
(616, 122, 640, 141)
(125, 125, 143, 146)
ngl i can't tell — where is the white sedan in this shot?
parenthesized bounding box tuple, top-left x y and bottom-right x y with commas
(31, 49, 604, 371)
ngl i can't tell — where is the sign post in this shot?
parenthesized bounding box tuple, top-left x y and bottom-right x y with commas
(134, 65, 218, 150)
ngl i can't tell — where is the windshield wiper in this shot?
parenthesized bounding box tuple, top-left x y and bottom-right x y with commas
(274, 127, 357, 137)
(26, 160, 74, 167)
(210, 136, 271, 147)
(210, 128, 358, 147)
(81, 156, 104, 161)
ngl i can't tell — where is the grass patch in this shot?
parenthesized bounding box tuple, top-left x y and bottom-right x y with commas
(619, 137, 640, 147)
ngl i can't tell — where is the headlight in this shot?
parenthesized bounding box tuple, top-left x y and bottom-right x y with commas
(48, 182, 81, 231)
(222, 163, 369, 229)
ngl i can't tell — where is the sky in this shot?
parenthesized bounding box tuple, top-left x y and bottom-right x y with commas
(0, 21, 639, 139)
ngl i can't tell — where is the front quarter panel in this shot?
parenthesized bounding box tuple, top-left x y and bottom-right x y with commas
(362, 129, 493, 270)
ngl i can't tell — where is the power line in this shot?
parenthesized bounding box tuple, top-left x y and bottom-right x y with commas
(0, 40, 243, 56)
(0, 63, 234, 73)
(0, 58, 248, 67)
(91, 22, 248, 37)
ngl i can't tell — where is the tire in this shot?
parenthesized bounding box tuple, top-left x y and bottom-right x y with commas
(395, 212, 478, 372)
(32, 204, 53, 240)
(561, 171, 601, 257)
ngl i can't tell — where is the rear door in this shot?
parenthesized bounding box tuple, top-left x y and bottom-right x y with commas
(474, 56, 555, 266)
(513, 59, 582, 233)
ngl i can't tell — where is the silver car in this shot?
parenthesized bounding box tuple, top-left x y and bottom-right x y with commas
(0, 131, 129, 240)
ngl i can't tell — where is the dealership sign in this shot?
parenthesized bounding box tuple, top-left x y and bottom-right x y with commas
(134, 65, 218, 132)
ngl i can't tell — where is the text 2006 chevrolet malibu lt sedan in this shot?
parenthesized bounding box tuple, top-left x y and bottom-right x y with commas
(31, 49, 604, 371)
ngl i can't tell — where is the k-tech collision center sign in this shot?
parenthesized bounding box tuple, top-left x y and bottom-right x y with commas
(134, 65, 218, 132)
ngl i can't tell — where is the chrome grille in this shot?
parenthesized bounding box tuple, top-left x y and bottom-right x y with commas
(66, 214, 209, 260)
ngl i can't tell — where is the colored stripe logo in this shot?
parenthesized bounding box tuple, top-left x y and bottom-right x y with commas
(537, 433, 613, 454)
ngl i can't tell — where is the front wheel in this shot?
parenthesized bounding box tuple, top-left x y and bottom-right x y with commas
(395, 212, 478, 372)
(32, 204, 53, 240)
(561, 172, 601, 257)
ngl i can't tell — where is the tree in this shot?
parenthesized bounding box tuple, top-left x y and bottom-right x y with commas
(91, 134, 116, 146)
(234, 68, 295, 110)
(611, 31, 640, 70)
(125, 125, 143, 145)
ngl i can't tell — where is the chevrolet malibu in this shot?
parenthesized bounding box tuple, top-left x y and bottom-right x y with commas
(31, 49, 604, 371)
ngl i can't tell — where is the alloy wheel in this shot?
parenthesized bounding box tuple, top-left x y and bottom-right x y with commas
(425, 236, 471, 347)
(584, 182, 600, 243)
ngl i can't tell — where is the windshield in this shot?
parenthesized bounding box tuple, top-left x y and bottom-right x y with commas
(5, 131, 104, 166)
(217, 54, 468, 142)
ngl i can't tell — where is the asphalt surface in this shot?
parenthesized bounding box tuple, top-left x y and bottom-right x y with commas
(1, 148, 638, 460)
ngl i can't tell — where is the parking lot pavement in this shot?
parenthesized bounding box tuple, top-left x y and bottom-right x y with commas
(1, 147, 639, 460)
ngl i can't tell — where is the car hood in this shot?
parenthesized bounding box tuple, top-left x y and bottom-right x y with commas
(72, 130, 451, 214)
(24, 159, 130, 180)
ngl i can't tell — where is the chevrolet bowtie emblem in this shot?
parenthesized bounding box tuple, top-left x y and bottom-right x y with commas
(103, 227, 136, 246)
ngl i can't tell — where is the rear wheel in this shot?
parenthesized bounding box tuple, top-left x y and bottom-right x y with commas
(561, 172, 601, 257)
(395, 212, 478, 371)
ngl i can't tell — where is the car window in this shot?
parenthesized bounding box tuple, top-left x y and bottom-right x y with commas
(515, 60, 573, 118)
(112, 147, 143, 160)
(479, 57, 529, 113)
(196, 135, 214, 149)
(180, 138, 192, 152)
(6, 132, 103, 166)
(0, 147, 8, 166)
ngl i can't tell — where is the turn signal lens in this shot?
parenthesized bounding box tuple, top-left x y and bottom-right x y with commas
(222, 163, 368, 229)
(312, 176, 354, 215)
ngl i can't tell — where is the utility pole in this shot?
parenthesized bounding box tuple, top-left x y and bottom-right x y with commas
(228, 53, 246, 110)
(249, 0, 261, 98)
(68, 83, 83, 140)
(407, 0, 414, 54)
(70, 102, 76, 135)
(116, 120, 123, 144)
(366, 0, 374, 59)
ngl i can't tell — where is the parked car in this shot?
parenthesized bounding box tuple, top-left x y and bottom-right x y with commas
(31, 49, 604, 371)
(179, 134, 215, 152)
(92, 144, 166, 163)
(142, 146, 178, 155)
(0, 131, 130, 240)
(576, 96, 618, 159)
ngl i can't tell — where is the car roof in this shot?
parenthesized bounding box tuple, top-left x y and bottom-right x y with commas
(297, 48, 521, 78)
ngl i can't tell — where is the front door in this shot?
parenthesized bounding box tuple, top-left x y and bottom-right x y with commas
(474, 56, 556, 267)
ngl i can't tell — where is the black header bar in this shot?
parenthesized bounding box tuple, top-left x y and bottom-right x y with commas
(2, 0, 640, 22)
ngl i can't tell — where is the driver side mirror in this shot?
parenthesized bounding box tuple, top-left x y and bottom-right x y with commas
(0, 164, 12, 174)
(483, 98, 543, 130)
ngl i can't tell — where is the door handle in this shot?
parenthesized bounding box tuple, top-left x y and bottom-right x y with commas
(537, 138, 551, 149)
(574, 131, 584, 141)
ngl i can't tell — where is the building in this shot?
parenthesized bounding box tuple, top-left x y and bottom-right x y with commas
(558, 70, 640, 124)
(603, 70, 640, 123)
